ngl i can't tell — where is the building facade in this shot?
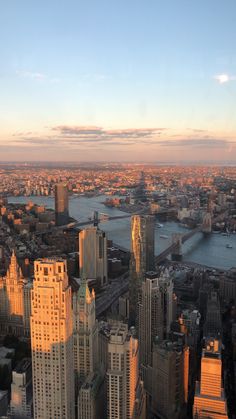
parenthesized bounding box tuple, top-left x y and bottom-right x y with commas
(79, 227, 108, 286)
(55, 183, 69, 226)
(107, 323, 139, 419)
(10, 358, 33, 418)
(73, 278, 98, 390)
(78, 372, 103, 419)
(152, 339, 189, 419)
(30, 259, 75, 419)
(129, 215, 155, 323)
(138, 271, 163, 368)
(0, 252, 30, 337)
(193, 338, 228, 419)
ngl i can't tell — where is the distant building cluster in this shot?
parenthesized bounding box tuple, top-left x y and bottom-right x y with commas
(0, 166, 235, 418)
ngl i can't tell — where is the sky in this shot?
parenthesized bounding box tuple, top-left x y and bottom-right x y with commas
(1, 0, 236, 163)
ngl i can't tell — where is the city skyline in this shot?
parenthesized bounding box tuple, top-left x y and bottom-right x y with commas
(1, 0, 236, 162)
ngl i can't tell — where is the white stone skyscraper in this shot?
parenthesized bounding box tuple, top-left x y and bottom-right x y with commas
(30, 259, 75, 419)
(79, 227, 108, 286)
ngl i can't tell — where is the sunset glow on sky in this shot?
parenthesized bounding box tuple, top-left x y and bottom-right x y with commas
(1, 0, 236, 162)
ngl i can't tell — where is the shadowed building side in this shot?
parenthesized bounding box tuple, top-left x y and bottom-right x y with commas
(55, 183, 69, 226)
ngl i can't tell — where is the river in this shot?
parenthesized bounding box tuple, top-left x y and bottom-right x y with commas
(8, 195, 236, 270)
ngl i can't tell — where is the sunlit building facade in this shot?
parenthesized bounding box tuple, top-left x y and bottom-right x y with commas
(129, 215, 155, 322)
(30, 259, 75, 419)
(193, 338, 228, 419)
(79, 227, 108, 286)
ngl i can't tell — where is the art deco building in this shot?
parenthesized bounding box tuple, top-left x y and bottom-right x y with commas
(9, 358, 33, 418)
(193, 338, 228, 419)
(55, 183, 69, 226)
(0, 251, 30, 337)
(107, 323, 139, 419)
(152, 339, 189, 419)
(129, 215, 155, 322)
(79, 227, 108, 286)
(73, 278, 98, 389)
(30, 259, 75, 419)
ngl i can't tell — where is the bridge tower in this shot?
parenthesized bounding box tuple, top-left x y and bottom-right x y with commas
(171, 233, 182, 261)
(93, 211, 99, 227)
(202, 212, 212, 234)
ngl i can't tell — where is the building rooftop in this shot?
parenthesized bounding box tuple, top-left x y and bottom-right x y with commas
(14, 358, 31, 374)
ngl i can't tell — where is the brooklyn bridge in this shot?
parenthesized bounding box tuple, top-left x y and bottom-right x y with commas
(35, 208, 227, 263)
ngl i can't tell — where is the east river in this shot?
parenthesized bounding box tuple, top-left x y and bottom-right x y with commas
(8, 195, 236, 270)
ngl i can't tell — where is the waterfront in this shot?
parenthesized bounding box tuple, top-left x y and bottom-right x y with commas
(8, 195, 236, 270)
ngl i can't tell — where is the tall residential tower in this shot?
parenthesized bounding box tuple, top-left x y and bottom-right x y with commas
(129, 215, 154, 322)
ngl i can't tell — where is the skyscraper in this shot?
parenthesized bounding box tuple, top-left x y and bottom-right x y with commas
(152, 339, 189, 419)
(78, 372, 103, 419)
(55, 183, 69, 226)
(30, 259, 75, 419)
(203, 291, 222, 338)
(193, 338, 228, 419)
(138, 271, 163, 368)
(73, 278, 98, 388)
(138, 269, 176, 394)
(0, 251, 26, 336)
(159, 268, 175, 338)
(10, 358, 33, 419)
(79, 227, 108, 286)
(107, 323, 139, 419)
(129, 215, 155, 322)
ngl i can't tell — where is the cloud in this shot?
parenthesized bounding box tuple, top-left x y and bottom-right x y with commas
(12, 125, 236, 152)
(52, 125, 165, 141)
(214, 74, 236, 84)
(154, 138, 234, 148)
(16, 70, 60, 83)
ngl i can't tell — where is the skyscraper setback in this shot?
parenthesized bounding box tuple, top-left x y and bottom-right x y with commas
(30, 259, 75, 419)
(55, 183, 69, 226)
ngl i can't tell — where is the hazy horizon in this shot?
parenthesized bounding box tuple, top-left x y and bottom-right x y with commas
(1, 0, 236, 162)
